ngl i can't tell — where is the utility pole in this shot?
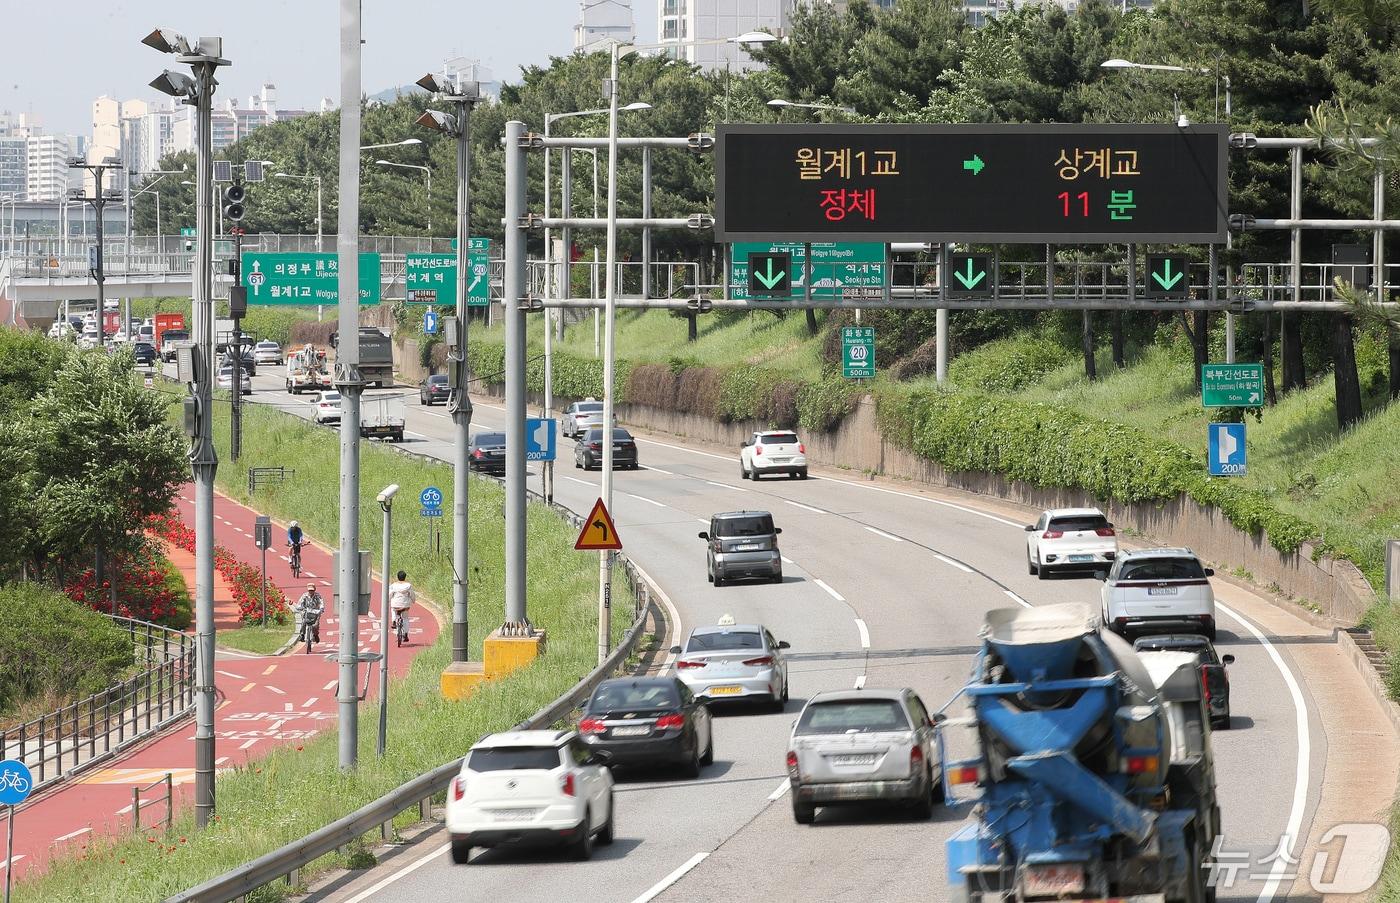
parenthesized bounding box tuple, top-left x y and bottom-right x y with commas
(143, 25, 228, 829)
(415, 75, 479, 663)
(68, 158, 122, 348)
(228, 225, 245, 461)
(504, 120, 528, 630)
(599, 47, 623, 662)
(336, 0, 365, 771)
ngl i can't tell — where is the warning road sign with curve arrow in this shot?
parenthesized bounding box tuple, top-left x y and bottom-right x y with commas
(575, 498, 623, 551)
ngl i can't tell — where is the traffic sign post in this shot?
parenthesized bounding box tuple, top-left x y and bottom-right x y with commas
(1, 757, 34, 903)
(405, 253, 457, 306)
(525, 417, 557, 462)
(575, 498, 623, 551)
(254, 516, 272, 626)
(1145, 253, 1189, 298)
(731, 241, 885, 300)
(419, 485, 444, 519)
(1202, 363, 1265, 408)
(435, 237, 491, 306)
(1208, 422, 1247, 476)
(716, 124, 1227, 243)
(241, 252, 382, 305)
(842, 326, 876, 379)
(747, 251, 791, 298)
(948, 253, 993, 296)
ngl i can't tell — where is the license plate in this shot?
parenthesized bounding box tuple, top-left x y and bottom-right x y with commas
(734, 543, 760, 551)
(488, 808, 540, 822)
(1148, 586, 1179, 596)
(830, 753, 877, 766)
(709, 686, 743, 695)
(1023, 863, 1085, 896)
(1069, 554, 1094, 562)
(611, 725, 650, 737)
(771, 457, 790, 464)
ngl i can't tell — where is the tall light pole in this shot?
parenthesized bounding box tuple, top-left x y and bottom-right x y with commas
(67, 156, 123, 347)
(360, 138, 422, 151)
(597, 31, 775, 661)
(274, 171, 324, 319)
(143, 24, 228, 829)
(375, 483, 399, 758)
(766, 98, 855, 116)
(374, 159, 432, 234)
(414, 73, 479, 667)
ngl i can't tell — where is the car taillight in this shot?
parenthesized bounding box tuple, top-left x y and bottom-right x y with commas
(473, 449, 483, 459)
(676, 659, 706, 670)
(1114, 617, 1128, 628)
(755, 445, 763, 455)
(562, 773, 575, 797)
(948, 764, 981, 785)
(579, 717, 606, 734)
(785, 750, 798, 770)
(1095, 527, 1116, 537)
(909, 744, 924, 773)
(742, 655, 773, 667)
(798, 442, 805, 453)
(1200, 667, 1212, 704)
(654, 713, 685, 729)
(451, 776, 466, 801)
(1124, 755, 1158, 775)
(590, 442, 601, 450)
(1042, 530, 1063, 539)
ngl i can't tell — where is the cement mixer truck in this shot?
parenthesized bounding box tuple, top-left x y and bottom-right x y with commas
(939, 602, 1220, 903)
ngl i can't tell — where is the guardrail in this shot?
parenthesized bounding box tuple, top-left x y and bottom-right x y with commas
(167, 471, 656, 903)
(0, 616, 195, 794)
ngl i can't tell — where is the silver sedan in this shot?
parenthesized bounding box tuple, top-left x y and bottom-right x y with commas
(670, 620, 790, 711)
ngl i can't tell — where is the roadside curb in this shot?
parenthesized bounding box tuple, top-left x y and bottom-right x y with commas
(1338, 628, 1400, 737)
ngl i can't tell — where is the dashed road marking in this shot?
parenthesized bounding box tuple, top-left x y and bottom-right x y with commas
(1003, 590, 1031, 609)
(623, 492, 666, 508)
(781, 556, 794, 564)
(323, 680, 338, 691)
(854, 618, 870, 649)
(261, 664, 277, 675)
(854, 673, 867, 689)
(767, 778, 791, 801)
(864, 525, 903, 542)
(813, 579, 844, 602)
(239, 739, 258, 750)
(783, 500, 825, 514)
(633, 852, 711, 903)
(265, 686, 285, 696)
(705, 480, 746, 492)
(642, 465, 674, 475)
(933, 553, 973, 573)
(239, 682, 255, 693)
(53, 828, 91, 843)
(215, 669, 244, 680)
(302, 697, 317, 708)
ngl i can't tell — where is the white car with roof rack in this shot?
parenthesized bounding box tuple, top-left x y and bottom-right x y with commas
(1024, 506, 1119, 579)
(444, 729, 615, 864)
(739, 429, 808, 480)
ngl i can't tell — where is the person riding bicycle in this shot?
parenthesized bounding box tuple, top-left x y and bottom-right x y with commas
(292, 583, 324, 644)
(389, 570, 415, 645)
(287, 521, 305, 573)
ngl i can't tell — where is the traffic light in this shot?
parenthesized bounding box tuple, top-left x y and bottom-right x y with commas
(222, 182, 246, 222)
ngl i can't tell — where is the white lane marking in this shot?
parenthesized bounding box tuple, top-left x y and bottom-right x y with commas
(0, 854, 26, 870)
(303, 571, 318, 579)
(215, 669, 245, 680)
(215, 756, 229, 765)
(1216, 601, 1310, 903)
(781, 556, 794, 564)
(239, 739, 258, 750)
(642, 465, 674, 475)
(783, 499, 825, 514)
(629, 558, 682, 677)
(565, 476, 594, 486)
(264, 685, 286, 696)
(696, 518, 708, 526)
(705, 480, 747, 492)
(814, 579, 844, 602)
(54, 827, 92, 843)
(323, 680, 338, 691)
(854, 673, 867, 689)
(341, 842, 452, 903)
(632, 852, 711, 903)
(623, 492, 666, 508)
(302, 697, 317, 708)
(864, 525, 903, 542)
(1003, 590, 1032, 609)
(767, 778, 791, 801)
(934, 554, 974, 573)
(854, 618, 870, 649)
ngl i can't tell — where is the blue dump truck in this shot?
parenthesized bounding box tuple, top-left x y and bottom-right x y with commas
(939, 602, 1220, 903)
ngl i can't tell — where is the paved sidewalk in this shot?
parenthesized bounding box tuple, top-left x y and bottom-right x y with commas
(2, 484, 440, 881)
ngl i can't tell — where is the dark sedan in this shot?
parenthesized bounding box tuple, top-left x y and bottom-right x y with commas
(577, 677, 713, 777)
(420, 374, 451, 406)
(574, 428, 638, 471)
(468, 431, 506, 475)
(1133, 634, 1234, 728)
(131, 342, 158, 366)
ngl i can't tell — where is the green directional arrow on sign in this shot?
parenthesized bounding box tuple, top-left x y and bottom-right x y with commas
(1152, 259, 1183, 290)
(962, 154, 985, 175)
(755, 256, 786, 290)
(954, 257, 986, 289)
(1145, 253, 1188, 298)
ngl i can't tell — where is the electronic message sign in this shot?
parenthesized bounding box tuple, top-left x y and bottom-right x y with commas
(715, 124, 1227, 244)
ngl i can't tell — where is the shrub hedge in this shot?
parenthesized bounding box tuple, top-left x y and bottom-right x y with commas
(0, 583, 133, 715)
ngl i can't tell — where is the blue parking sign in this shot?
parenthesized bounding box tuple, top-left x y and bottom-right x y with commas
(525, 418, 556, 462)
(1208, 422, 1246, 476)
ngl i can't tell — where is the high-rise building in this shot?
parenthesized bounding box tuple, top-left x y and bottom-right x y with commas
(656, 0, 789, 72)
(575, 0, 635, 51)
(91, 96, 122, 163)
(26, 134, 77, 201)
(0, 136, 27, 199)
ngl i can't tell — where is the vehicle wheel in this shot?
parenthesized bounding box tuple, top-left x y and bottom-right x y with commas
(1036, 562, 1049, 580)
(781, 680, 789, 704)
(683, 743, 702, 778)
(713, 572, 725, 588)
(394, 432, 404, 442)
(771, 571, 783, 584)
(598, 793, 615, 845)
(1028, 554, 1038, 576)
(706, 563, 714, 584)
(450, 839, 473, 864)
(910, 768, 935, 820)
(792, 799, 815, 825)
(571, 811, 594, 860)
(740, 463, 749, 480)
(700, 734, 714, 766)
(1205, 625, 1218, 641)
(1213, 714, 1230, 730)
(799, 469, 808, 480)
(751, 470, 762, 481)
(789, 472, 798, 479)
(420, 397, 426, 405)
(575, 458, 582, 469)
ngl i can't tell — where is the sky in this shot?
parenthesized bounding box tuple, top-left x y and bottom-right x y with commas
(2, 1, 656, 138)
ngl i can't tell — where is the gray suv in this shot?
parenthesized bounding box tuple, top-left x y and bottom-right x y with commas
(700, 511, 782, 587)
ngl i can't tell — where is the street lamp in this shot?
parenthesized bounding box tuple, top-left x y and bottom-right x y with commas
(144, 23, 228, 831)
(374, 160, 432, 234)
(1100, 58, 1230, 122)
(359, 138, 422, 151)
(593, 30, 777, 662)
(375, 483, 399, 758)
(67, 156, 124, 348)
(413, 71, 479, 667)
(767, 98, 855, 116)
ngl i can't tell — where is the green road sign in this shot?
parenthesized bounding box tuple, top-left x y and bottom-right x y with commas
(241, 252, 382, 305)
(731, 242, 884, 300)
(948, 253, 992, 296)
(180, 227, 196, 237)
(747, 252, 791, 297)
(416, 239, 489, 306)
(1202, 363, 1265, 407)
(1146, 253, 1188, 298)
(841, 326, 876, 379)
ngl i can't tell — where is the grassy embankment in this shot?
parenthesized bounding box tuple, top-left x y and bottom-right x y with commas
(13, 396, 631, 902)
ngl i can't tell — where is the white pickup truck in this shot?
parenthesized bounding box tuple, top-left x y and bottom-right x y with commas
(739, 430, 808, 480)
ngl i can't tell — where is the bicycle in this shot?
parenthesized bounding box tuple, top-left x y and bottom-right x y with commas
(289, 541, 303, 578)
(392, 610, 410, 647)
(1, 769, 30, 794)
(299, 613, 321, 654)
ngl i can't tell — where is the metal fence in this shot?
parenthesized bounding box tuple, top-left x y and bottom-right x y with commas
(0, 616, 195, 794)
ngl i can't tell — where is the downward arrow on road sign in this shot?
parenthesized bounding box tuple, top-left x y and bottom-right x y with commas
(755, 257, 786, 290)
(1152, 259, 1184, 290)
(954, 258, 986, 290)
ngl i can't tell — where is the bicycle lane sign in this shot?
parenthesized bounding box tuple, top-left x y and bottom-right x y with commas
(0, 758, 33, 804)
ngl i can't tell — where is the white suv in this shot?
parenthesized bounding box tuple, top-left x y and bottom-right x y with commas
(740, 430, 807, 480)
(1025, 507, 1118, 579)
(1101, 548, 1217, 640)
(445, 730, 615, 864)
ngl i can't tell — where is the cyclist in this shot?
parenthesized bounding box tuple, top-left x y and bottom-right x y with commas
(292, 583, 324, 647)
(287, 521, 305, 576)
(389, 570, 415, 646)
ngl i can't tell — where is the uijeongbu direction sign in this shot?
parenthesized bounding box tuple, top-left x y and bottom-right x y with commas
(241, 253, 382, 305)
(715, 124, 1228, 244)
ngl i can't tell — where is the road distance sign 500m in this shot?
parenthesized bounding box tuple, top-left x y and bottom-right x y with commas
(716, 124, 1227, 244)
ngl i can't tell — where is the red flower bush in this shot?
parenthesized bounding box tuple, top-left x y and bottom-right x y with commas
(63, 542, 187, 627)
(146, 510, 289, 626)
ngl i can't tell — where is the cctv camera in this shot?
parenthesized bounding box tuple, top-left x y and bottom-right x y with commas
(376, 484, 400, 504)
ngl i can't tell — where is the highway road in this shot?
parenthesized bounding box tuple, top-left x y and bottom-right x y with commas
(232, 372, 1326, 903)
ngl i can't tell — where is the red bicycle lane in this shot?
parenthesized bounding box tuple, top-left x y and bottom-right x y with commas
(4, 484, 439, 880)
